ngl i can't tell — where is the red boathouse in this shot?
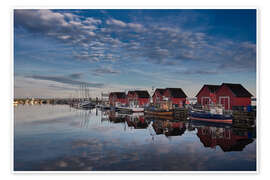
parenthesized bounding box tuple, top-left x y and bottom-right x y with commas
(196, 84, 220, 106)
(127, 90, 150, 107)
(109, 92, 127, 107)
(152, 88, 166, 104)
(215, 83, 253, 110)
(163, 88, 187, 108)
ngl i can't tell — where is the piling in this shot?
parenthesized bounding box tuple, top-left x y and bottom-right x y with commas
(173, 108, 188, 120)
(233, 111, 256, 129)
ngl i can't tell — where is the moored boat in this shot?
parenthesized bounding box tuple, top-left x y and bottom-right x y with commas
(189, 105, 232, 124)
(78, 101, 95, 109)
(99, 104, 111, 110)
(144, 109, 173, 116)
(129, 107, 144, 112)
(115, 106, 144, 113)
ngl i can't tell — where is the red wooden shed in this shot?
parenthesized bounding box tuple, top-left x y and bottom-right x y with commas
(215, 83, 253, 110)
(127, 90, 150, 107)
(109, 92, 127, 107)
(163, 88, 187, 108)
(196, 84, 220, 106)
(152, 88, 166, 104)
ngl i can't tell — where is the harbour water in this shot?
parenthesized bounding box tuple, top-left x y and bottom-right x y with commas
(14, 104, 256, 171)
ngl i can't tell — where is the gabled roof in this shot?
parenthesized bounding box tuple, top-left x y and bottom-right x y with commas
(195, 84, 220, 97)
(166, 88, 187, 98)
(221, 83, 253, 97)
(110, 92, 126, 99)
(134, 90, 150, 98)
(127, 91, 135, 95)
(153, 88, 166, 97)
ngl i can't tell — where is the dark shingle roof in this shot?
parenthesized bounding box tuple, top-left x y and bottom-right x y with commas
(134, 90, 150, 98)
(110, 92, 126, 99)
(206, 85, 220, 93)
(154, 88, 166, 96)
(222, 83, 253, 97)
(166, 88, 187, 98)
(128, 91, 135, 95)
(195, 84, 220, 97)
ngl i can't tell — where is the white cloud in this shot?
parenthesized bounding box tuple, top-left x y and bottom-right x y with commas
(58, 35, 71, 40)
(106, 19, 126, 27)
(83, 17, 102, 25)
(127, 23, 144, 32)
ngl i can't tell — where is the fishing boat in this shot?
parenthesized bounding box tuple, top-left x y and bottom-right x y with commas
(115, 102, 144, 113)
(144, 109, 173, 116)
(189, 105, 232, 124)
(145, 100, 174, 116)
(128, 107, 144, 112)
(100, 105, 111, 110)
(116, 106, 144, 113)
(144, 104, 174, 116)
(78, 101, 95, 109)
(127, 102, 145, 112)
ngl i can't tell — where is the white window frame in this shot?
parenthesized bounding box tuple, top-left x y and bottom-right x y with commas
(219, 96, 230, 110)
(201, 96, 211, 105)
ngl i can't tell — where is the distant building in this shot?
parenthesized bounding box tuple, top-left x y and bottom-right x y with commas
(127, 90, 150, 107)
(109, 92, 127, 107)
(196, 84, 220, 106)
(163, 88, 187, 108)
(215, 83, 253, 110)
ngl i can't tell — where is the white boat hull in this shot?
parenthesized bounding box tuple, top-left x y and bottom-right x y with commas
(116, 107, 144, 112)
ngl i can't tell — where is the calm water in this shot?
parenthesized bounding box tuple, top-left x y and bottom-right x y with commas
(14, 104, 256, 171)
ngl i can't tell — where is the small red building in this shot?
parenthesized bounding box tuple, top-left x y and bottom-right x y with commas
(196, 84, 220, 106)
(163, 88, 187, 108)
(215, 83, 253, 110)
(127, 90, 150, 107)
(152, 88, 166, 104)
(127, 91, 136, 105)
(109, 92, 127, 107)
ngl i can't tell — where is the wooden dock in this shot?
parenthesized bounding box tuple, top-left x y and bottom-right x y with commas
(173, 108, 188, 120)
(232, 111, 256, 129)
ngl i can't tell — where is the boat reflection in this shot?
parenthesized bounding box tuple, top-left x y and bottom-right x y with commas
(106, 111, 187, 136)
(151, 118, 186, 137)
(108, 111, 127, 123)
(125, 113, 150, 129)
(79, 108, 255, 152)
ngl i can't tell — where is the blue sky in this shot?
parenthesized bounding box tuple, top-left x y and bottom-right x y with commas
(14, 9, 256, 98)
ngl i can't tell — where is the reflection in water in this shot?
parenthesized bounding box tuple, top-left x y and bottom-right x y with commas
(194, 124, 254, 152)
(126, 113, 149, 129)
(14, 105, 256, 171)
(152, 119, 186, 137)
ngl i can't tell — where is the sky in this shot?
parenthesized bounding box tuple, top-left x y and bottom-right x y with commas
(14, 9, 256, 98)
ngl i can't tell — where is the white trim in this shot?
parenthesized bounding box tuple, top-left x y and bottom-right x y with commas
(201, 96, 211, 105)
(219, 96, 230, 110)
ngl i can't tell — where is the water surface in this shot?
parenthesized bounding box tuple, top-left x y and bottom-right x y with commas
(14, 104, 256, 171)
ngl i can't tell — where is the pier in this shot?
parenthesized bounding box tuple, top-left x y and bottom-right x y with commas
(233, 111, 256, 129)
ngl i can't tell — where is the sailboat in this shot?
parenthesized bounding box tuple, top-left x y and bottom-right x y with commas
(99, 92, 111, 110)
(77, 84, 95, 109)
